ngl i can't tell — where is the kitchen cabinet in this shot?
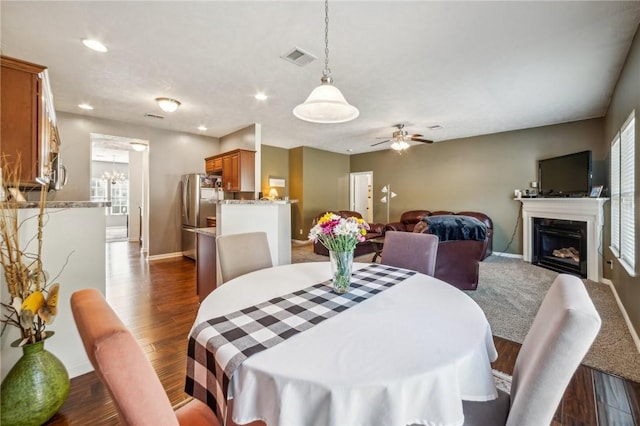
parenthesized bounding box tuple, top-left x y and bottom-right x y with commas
(205, 156, 223, 173)
(1, 56, 60, 187)
(206, 149, 255, 192)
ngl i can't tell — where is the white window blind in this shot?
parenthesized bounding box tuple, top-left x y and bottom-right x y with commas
(620, 115, 635, 271)
(611, 134, 621, 255)
(611, 111, 635, 275)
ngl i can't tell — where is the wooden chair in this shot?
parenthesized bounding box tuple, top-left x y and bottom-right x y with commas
(380, 230, 439, 276)
(216, 232, 273, 283)
(462, 274, 601, 425)
(70, 288, 219, 426)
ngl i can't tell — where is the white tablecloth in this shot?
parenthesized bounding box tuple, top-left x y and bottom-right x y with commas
(194, 262, 498, 426)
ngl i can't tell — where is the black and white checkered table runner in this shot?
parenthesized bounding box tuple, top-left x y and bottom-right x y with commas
(185, 263, 416, 422)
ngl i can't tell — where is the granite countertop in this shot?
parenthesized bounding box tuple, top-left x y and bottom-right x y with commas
(220, 199, 298, 205)
(195, 227, 216, 237)
(6, 201, 112, 209)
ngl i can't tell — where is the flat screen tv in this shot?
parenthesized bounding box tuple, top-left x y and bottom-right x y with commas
(538, 150, 592, 197)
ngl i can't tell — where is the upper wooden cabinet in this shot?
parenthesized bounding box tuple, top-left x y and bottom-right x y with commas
(205, 149, 255, 192)
(1, 56, 59, 187)
(205, 156, 223, 173)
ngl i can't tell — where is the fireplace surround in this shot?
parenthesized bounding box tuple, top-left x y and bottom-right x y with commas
(520, 198, 607, 282)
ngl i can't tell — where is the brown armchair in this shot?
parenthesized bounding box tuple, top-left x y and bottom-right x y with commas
(384, 210, 493, 290)
(313, 210, 386, 257)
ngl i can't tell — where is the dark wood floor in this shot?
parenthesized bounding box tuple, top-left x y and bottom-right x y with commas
(45, 242, 640, 425)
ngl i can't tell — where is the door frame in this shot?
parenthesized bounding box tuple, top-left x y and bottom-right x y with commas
(349, 171, 373, 223)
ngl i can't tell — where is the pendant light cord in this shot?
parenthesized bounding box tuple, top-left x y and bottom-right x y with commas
(323, 0, 331, 78)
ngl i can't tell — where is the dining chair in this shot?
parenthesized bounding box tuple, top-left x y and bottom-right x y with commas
(216, 231, 273, 283)
(462, 273, 601, 426)
(70, 288, 219, 426)
(380, 230, 439, 276)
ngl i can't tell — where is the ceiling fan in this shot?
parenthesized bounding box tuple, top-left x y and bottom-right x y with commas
(371, 124, 434, 151)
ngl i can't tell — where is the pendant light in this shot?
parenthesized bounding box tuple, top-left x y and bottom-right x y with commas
(293, 0, 359, 124)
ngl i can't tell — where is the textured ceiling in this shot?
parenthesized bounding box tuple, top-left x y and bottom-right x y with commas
(2, 1, 640, 154)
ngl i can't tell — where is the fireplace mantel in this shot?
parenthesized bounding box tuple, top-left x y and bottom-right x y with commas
(520, 197, 608, 282)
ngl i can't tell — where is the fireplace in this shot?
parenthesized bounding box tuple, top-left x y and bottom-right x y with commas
(520, 198, 606, 282)
(533, 218, 587, 277)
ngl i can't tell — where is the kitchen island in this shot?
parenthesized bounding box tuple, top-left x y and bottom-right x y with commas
(217, 199, 297, 266)
(194, 200, 297, 300)
(1, 201, 109, 379)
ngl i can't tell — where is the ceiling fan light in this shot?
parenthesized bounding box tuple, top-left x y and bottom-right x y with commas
(391, 141, 410, 151)
(155, 97, 181, 112)
(293, 83, 359, 124)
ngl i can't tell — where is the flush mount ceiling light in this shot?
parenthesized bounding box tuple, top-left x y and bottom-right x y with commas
(78, 103, 94, 110)
(82, 39, 108, 53)
(293, 0, 359, 124)
(130, 142, 147, 152)
(155, 97, 181, 113)
(197, 125, 208, 131)
(255, 92, 268, 101)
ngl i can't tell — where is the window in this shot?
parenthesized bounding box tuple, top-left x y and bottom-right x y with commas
(610, 111, 635, 275)
(110, 180, 129, 216)
(90, 178, 108, 201)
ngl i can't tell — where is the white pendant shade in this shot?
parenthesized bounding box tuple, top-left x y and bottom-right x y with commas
(293, 83, 359, 124)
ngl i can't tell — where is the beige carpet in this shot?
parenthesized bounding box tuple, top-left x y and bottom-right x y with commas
(292, 242, 640, 383)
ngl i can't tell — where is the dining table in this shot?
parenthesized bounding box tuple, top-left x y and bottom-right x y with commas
(186, 261, 499, 426)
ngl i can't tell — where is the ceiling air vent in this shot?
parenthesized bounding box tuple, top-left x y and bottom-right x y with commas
(144, 113, 164, 119)
(281, 47, 317, 67)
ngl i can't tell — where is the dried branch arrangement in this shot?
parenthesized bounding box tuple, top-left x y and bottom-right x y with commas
(0, 159, 59, 345)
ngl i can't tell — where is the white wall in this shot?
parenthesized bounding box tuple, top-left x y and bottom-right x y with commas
(1, 206, 106, 379)
(54, 112, 220, 256)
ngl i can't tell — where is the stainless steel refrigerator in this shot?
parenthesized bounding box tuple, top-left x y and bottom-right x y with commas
(181, 173, 217, 260)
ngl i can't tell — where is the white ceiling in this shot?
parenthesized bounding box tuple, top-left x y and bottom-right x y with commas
(2, 1, 640, 154)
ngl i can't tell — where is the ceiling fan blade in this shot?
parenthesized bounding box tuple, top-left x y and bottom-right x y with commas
(371, 140, 390, 147)
(410, 137, 434, 144)
(408, 134, 424, 138)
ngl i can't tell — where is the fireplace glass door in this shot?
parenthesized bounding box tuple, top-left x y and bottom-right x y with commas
(533, 218, 587, 277)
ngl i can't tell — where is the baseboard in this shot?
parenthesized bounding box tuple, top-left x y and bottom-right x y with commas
(147, 251, 183, 261)
(603, 278, 640, 354)
(491, 251, 523, 259)
(67, 360, 94, 379)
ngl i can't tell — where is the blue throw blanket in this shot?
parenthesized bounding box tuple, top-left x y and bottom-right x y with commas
(424, 215, 487, 242)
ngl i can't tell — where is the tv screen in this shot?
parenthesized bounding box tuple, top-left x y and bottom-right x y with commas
(538, 150, 592, 197)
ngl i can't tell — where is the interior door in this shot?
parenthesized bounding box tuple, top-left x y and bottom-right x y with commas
(350, 172, 373, 222)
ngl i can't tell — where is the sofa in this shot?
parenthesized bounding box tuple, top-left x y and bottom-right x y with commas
(384, 210, 493, 290)
(313, 210, 386, 257)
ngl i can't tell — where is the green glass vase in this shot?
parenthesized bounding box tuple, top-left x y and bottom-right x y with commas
(1, 332, 70, 426)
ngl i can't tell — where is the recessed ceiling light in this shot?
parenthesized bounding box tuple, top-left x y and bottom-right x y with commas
(428, 125, 443, 130)
(198, 125, 207, 131)
(81, 39, 108, 53)
(78, 103, 94, 110)
(255, 92, 268, 101)
(155, 97, 181, 112)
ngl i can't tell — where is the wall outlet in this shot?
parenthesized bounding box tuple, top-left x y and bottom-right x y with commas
(607, 259, 613, 270)
(299, 229, 303, 235)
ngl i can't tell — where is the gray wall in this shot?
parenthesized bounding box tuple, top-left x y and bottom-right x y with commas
(350, 118, 606, 255)
(289, 146, 350, 241)
(603, 23, 640, 334)
(261, 144, 289, 198)
(55, 112, 220, 256)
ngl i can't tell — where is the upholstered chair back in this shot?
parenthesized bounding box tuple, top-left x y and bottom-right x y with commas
(380, 231, 439, 276)
(462, 274, 601, 426)
(507, 274, 601, 425)
(217, 231, 273, 283)
(71, 289, 219, 426)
